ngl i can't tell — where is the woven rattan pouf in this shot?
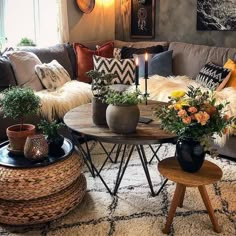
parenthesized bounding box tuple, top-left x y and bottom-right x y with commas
(0, 151, 87, 225)
(0, 174, 87, 225)
(0, 152, 83, 200)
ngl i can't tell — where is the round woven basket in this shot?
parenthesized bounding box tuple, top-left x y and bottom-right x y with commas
(0, 174, 87, 225)
(0, 152, 83, 200)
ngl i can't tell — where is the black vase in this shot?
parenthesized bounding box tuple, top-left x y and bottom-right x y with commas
(176, 138, 205, 173)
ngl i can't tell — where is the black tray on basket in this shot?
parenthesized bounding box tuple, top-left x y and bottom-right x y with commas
(0, 138, 73, 168)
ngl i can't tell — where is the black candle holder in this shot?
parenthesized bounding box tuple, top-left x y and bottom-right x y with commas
(144, 76, 149, 105)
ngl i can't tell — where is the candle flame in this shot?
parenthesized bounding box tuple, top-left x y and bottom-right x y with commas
(145, 52, 148, 61)
(135, 57, 139, 65)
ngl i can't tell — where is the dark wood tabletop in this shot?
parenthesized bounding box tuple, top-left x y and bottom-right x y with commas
(64, 101, 177, 145)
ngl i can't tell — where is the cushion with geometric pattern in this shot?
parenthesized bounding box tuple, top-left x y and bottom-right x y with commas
(196, 62, 231, 91)
(93, 55, 135, 85)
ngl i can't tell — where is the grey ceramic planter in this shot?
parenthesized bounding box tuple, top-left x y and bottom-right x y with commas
(106, 104, 140, 134)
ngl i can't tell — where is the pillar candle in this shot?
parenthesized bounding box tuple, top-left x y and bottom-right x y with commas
(135, 57, 139, 86)
(144, 52, 148, 79)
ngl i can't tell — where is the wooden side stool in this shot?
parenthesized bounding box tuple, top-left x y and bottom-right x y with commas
(158, 157, 223, 234)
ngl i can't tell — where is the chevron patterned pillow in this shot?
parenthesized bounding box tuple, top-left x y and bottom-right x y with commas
(93, 55, 135, 85)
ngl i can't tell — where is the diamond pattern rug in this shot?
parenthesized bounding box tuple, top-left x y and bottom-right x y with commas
(0, 142, 235, 236)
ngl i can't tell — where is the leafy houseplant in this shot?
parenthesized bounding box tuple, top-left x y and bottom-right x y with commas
(17, 37, 36, 47)
(38, 120, 65, 154)
(0, 87, 41, 153)
(155, 86, 236, 172)
(105, 89, 143, 134)
(86, 70, 116, 125)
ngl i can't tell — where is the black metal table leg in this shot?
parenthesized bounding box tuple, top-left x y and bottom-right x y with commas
(148, 144, 162, 164)
(137, 145, 155, 196)
(156, 178, 168, 196)
(113, 145, 135, 195)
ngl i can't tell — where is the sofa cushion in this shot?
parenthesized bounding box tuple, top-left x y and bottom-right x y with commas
(133, 50, 173, 77)
(23, 44, 74, 80)
(0, 56, 16, 91)
(169, 42, 236, 79)
(74, 42, 114, 83)
(196, 62, 231, 91)
(224, 59, 236, 88)
(93, 55, 135, 85)
(121, 45, 164, 59)
(7, 51, 43, 91)
(35, 60, 71, 91)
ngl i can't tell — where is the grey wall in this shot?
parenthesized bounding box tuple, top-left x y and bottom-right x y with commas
(67, 0, 115, 43)
(115, 0, 236, 48)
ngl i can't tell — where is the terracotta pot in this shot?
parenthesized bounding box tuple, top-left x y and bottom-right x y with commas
(106, 104, 140, 134)
(92, 97, 108, 126)
(6, 124, 36, 154)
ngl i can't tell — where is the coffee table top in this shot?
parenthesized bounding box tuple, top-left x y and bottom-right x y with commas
(64, 101, 176, 145)
(158, 157, 223, 187)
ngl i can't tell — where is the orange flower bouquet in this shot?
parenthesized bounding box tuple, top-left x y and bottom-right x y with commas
(155, 86, 236, 157)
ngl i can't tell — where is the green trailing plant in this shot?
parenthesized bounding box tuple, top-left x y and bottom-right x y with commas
(38, 119, 64, 141)
(0, 87, 41, 131)
(86, 70, 116, 100)
(17, 37, 36, 46)
(105, 89, 143, 106)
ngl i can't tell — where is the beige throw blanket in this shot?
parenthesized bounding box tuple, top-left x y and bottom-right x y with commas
(35, 80, 92, 121)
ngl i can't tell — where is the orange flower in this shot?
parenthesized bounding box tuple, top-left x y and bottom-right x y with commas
(223, 127, 229, 134)
(188, 106, 198, 113)
(178, 109, 187, 117)
(182, 116, 191, 124)
(194, 111, 210, 126)
(224, 114, 230, 121)
(204, 103, 217, 116)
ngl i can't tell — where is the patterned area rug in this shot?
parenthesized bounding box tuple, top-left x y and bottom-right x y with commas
(0, 142, 235, 236)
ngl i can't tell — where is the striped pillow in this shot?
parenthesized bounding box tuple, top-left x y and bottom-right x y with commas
(93, 55, 135, 85)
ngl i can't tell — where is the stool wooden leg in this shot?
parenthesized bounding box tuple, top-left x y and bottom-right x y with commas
(198, 185, 221, 233)
(178, 186, 186, 208)
(162, 183, 185, 234)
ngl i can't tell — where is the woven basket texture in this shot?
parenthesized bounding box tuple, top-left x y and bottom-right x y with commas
(0, 152, 83, 200)
(0, 174, 86, 225)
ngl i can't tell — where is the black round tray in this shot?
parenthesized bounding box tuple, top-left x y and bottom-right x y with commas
(0, 138, 74, 168)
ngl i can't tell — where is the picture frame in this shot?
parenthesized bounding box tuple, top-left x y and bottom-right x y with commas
(130, 0, 155, 39)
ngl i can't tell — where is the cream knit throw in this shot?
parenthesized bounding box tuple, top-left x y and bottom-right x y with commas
(35, 80, 92, 121)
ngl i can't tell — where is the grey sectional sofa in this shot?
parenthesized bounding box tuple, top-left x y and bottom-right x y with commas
(0, 40, 236, 159)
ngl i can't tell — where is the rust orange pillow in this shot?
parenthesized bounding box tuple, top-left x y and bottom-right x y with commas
(224, 59, 236, 87)
(73, 41, 114, 83)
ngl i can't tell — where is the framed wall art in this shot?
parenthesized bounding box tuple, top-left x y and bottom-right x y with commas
(197, 0, 236, 31)
(130, 0, 155, 38)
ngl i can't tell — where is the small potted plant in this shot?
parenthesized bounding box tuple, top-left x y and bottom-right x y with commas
(0, 87, 41, 153)
(38, 119, 65, 154)
(105, 89, 143, 134)
(86, 70, 116, 125)
(17, 37, 36, 47)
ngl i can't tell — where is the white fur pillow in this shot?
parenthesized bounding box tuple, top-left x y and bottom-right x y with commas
(7, 51, 43, 91)
(35, 60, 71, 91)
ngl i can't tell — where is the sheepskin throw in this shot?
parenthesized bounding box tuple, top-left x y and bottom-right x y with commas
(35, 80, 92, 121)
(139, 75, 236, 143)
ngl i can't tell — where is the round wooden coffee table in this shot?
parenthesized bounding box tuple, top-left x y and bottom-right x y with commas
(158, 157, 223, 234)
(64, 101, 177, 196)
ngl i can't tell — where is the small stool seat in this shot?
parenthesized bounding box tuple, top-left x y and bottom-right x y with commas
(158, 157, 223, 234)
